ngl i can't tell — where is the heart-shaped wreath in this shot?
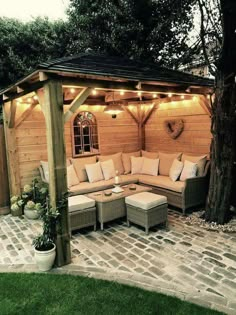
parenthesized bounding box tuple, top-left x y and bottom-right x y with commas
(163, 119, 184, 139)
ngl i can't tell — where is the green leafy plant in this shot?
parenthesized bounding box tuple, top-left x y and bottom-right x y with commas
(32, 194, 68, 251)
(22, 178, 48, 209)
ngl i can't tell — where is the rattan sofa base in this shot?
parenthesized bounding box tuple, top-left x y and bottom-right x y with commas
(69, 206, 96, 234)
(126, 203, 168, 234)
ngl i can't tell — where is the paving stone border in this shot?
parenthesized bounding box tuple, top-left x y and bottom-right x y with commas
(0, 210, 236, 315)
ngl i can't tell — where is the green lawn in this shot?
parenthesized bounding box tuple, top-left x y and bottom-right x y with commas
(0, 273, 223, 315)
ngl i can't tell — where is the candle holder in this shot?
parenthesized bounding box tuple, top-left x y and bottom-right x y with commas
(112, 170, 124, 193)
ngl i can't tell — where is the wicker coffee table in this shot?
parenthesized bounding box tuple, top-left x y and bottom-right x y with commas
(87, 184, 152, 230)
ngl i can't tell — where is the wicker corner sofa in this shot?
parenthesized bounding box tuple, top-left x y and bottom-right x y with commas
(39, 153, 210, 215)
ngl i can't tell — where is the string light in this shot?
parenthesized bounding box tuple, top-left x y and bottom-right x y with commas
(120, 90, 125, 96)
(33, 95, 38, 100)
(92, 89, 97, 95)
(153, 93, 157, 98)
(137, 91, 142, 97)
(27, 97, 32, 103)
(70, 88, 75, 93)
(181, 95, 185, 99)
(168, 93, 173, 98)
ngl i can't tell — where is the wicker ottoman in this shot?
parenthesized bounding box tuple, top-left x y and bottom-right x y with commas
(68, 195, 96, 234)
(125, 192, 168, 234)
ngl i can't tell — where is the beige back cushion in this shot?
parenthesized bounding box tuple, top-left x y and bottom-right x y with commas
(181, 154, 207, 176)
(71, 156, 97, 182)
(141, 150, 159, 159)
(98, 152, 124, 175)
(159, 152, 182, 176)
(122, 151, 141, 174)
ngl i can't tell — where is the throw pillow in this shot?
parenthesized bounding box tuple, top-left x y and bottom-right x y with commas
(85, 162, 104, 183)
(181, 154, 207, 176)
(67, 164, 80, 188)
(71, 156, 97, 182)
(100, 159, 116, 180)
(158, 152, 182, 176)
(169, 159, 184, 182)
(141, 157, 159, 176)
(141, 150, 159, 159)
(98, 152, 124, 175)
(180, 160, 198, 181)
(131, 156, 144, 174)
(40, 161, 49, 182)
(122, 151, 141, 174)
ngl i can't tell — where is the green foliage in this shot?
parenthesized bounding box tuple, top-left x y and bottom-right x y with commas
(67, 0, 196, 67)
(32, 193, 68, 251)
(0, 273, 223, 315)
(0, 17, 69, 89)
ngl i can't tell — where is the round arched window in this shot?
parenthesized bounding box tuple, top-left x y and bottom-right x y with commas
(72, 111, 99, 156)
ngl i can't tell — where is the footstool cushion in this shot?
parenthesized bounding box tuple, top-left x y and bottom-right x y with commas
(68, 195, 96, 233)
(125, 192, 168, 234)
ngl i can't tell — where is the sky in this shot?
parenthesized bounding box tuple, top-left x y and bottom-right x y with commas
(0, 0, 70, 21)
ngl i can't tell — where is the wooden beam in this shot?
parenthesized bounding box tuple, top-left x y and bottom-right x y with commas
(36, 89, 46, 114)
(8, 101, 17, 128)
(2, 102, 21, 197)
(44, 80, 71, 267)
(39, 71, 48, 81)
(198, 95, 212, 116)
(64, 87, 92, 123)
(15, 103, 37, 128)
(142, 104, 157, 125)
(122, 106, 139, 124)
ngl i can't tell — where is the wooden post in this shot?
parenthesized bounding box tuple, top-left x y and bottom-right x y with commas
(43, 80, 71, 267)
(0, 125, 10, 214)
(2, 102, 21, 198)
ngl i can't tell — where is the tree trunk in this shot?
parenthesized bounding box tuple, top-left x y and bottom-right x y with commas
(205, 0, 236, 224)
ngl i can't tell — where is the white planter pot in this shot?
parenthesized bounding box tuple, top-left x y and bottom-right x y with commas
(34, 244, 56, 271)
(24, 208, 40, 220)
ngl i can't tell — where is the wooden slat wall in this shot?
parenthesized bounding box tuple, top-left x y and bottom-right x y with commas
(16, 104, 139, 189)
(145, 100, 211, 155)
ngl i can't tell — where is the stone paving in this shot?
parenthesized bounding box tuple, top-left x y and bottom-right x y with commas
(0, 209, 236, 314)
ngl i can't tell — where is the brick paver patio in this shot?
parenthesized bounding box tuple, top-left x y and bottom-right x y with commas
(0, 210, 236, 314)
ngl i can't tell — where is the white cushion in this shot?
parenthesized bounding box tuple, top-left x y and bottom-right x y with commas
(71, 156, 97, 182)
(100, 159, 116, 180)
(141, 157, 159, 176)
(68, 195, 95, 212)
(169, 159, 184, 182)
(122, 151, 141, 174)
(67, 165, 80, 188)
(181, 154, 207, 176)
(98, 152, 124, 175)
(85, 162, 104, 183)
(131, 156, 144, 174)
(40, 161, 49, 182)
(180, 160, 197, 181)
(125, 192, 167, 210)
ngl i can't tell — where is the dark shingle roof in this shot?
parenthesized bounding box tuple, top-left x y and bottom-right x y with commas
(38, 53, 213, 87)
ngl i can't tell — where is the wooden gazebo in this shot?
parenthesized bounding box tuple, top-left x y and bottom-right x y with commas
(0, 53, 213, 266)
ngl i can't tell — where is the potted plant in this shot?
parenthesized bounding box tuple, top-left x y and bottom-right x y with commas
(32, 198, 60, 271)
(32, 194, 68, 271)
(22, 179, 48, 220)
(10, 195, 24, 216)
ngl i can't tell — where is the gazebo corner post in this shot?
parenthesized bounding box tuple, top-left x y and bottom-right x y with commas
(2, 101, 21, 200)
(43, 80, 71, 267)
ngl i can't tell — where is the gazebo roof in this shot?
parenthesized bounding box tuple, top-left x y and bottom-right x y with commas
(38, 53, 213, 87)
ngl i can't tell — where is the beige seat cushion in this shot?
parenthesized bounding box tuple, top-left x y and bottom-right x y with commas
(181, 154, 207, 176)
(122, 151, 141, 174)
(141, 150, 159, 159)
(125, 192, 167, 210)
(159, 152, 182, 176)
(138, 174, 185, 193)
(71, 156, 97, 182)
(70, 175, 139, 195)
(68, 195, 95, 212)
(98, 152, 124, 175)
